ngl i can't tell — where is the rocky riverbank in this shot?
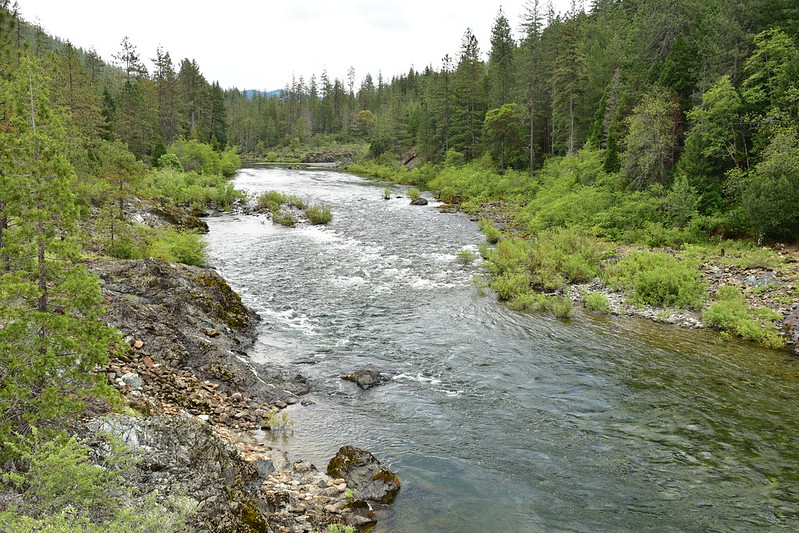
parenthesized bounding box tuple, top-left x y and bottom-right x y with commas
(80, 227, 399, 530)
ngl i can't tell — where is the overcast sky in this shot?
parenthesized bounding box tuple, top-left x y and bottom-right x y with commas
(18, 0, 574, 91)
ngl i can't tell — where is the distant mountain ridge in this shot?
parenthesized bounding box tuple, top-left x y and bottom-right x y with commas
(243, 89, 283, 99)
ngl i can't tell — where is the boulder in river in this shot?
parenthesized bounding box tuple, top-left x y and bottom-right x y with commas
(410, 197, 429, 206)
(341, 369, 387, 390)
(327, 445, 401, 504)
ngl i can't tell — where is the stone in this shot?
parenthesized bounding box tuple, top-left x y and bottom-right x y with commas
(341, 369, 385, 390)
(201, 327, 221, 338)
(133, 339, 145, 349)
(410, 197, 428, 206)
(121, 372, 143, 390)
(327, 445, 401, 504)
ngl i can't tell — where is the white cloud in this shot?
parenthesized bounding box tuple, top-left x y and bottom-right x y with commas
(18, 0, 574, 90)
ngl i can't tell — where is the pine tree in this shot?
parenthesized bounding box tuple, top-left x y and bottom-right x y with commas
(0, 58, 121, 442)
(152, 46, 181, 145)
(488, 8, 516, 109)
(451, 28, 486, 160)
(551, 6, 586, 155)
(521, 0, 543, 175)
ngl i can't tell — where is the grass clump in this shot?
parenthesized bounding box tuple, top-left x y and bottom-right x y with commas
(703, 285, 784, 348)
(478, 219, 501, 244)
(407, 187, 422, 201)
(272, 210, 298, 227)
(457, 249, 478, 265)
(605, 250, 705, 309)
(264, 409, 294, 432)
(257, 190, 304, 212)
(584, 291, 611, 313)
(304, 204, 333, 225)
(148, 229, 206, 266)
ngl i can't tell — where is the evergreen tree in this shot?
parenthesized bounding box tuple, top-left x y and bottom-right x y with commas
(152, 46, 181, 145)
(451, 28, 486, 160)
(0, 58, 120, 442)
(551, 6, 586, 155)
(487, 8, 516, 109)
(521, 0, 544, 175)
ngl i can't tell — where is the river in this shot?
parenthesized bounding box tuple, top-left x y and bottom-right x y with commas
(204, 165, 799, 532)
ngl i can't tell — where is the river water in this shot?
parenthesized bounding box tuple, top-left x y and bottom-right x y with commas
(205, 165, 799, 532)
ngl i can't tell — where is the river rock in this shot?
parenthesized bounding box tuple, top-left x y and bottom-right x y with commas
(410, 197, 428, 206)
(327, 445, 401, 504)
(341, 369, 386, 390)
(121, 372, 143, 390)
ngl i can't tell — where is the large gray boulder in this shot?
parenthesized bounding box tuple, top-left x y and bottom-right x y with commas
(327, 446, 401, 504)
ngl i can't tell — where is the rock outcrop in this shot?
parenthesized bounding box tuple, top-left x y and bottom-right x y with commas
(89, 258, 308, 404)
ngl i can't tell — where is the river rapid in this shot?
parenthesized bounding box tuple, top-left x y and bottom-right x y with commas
(205, 165, 799, 532)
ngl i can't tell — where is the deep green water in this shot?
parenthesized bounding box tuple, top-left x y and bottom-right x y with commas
(204, 166, 799, 532)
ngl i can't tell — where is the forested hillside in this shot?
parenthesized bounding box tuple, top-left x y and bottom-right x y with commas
(229, 0, 799, 242)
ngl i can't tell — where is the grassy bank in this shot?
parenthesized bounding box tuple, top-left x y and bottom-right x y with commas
(346, 150, 798, 351)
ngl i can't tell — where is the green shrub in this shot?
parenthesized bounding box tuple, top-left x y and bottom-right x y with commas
(552, 297, 573, 318)
(491, 271, 531, 301)
(156, 153, 184, 171)
(584, 291, 611, 313)
(326, 525, 356, 533)
(484, 238, 531, 277)
(703, 285, 784, 348)
(478, 219, 502, 244)
(144, 167, 243, 209)
(508, 292, 572, 318)
(407, 187, 421, 201)
(528, 227, 607, 290)
(0, 431, 192, 532)
(383, 187, 392, 199)
(457, 249, 478, 265)
(148, 229, 206, 266)
(257, 190, 304, 212)
(304, 204, 333, 225)
(219, 148, 241, 178)
(272, 210, 297, 227)
(605, 251, 705, 309)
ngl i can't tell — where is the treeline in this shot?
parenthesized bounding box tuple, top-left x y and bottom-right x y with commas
(229, 0, 799, 240)
(0, 1, 230, 172)
(0, 1, 241, 452)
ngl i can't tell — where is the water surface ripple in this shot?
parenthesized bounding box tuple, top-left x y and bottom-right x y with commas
(205, 166, 799, 532)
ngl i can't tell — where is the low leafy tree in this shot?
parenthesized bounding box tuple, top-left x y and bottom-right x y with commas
(621, 90, 678, 190)
(743, 128, 799, 239)
(483, 103, 528, 170)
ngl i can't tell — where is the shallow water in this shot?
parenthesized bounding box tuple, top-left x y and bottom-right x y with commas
(204, 165, 799, 532)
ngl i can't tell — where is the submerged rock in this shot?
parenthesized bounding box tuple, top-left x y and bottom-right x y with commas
(341, 369, 387, 390)
(327, 445, 401, 504)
